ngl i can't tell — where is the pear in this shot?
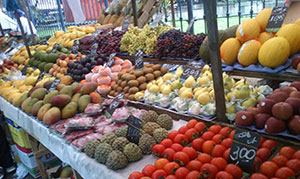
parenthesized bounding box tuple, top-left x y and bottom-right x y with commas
(149, 85, 159, 93)
(224, 77, 233, 90)
(180, 90, 193, 99)
(184, 76, 195, 88)
(226, 104, 236, 114)
(203, 71, 212, 80)
(162, 73, 174, 82)
(161, 85, 172, 95)
(179, 87, 192, 96)
(242, 98, 257, 107)
(197, 76, 210, 86)
(209, 90, 215, 99)
(197, 92, 210, 105)
(175, 67, 183, 78)
(201, 65, 211, 73)
(171, 80, 182, 90)
(235, 85, 250, 99)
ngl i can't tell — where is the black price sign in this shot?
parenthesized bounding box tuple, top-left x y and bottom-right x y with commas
(181, 66, 201, 80)
(72, 40, 80, 54)
(105, 94, 124, 118)
(126, 115, 142, 144)
(122, 17, 131, 31)
(37, 71, 45, 82)
(116, 93, 125, 100)
(107, 53, 116, 68)
(266, 7, 288, 32)
(186, 18, 195, 33)
(21, 66, 28, 75)
(228, 129, 261, 173)
(90, 43, 98, 57)
(135, 50, 144, 70)
(48, 78, 61, 92)
(150, 13, 163, 29)
(51, 43, 60, 53)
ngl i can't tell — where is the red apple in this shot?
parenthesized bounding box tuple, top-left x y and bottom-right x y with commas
(292, 55, 300, 69)
(255, 113, 271, 129)
(268, 92, 289, 102)
(288, 115, 300, 135)
(285, 97, 300, 114)
(289, 91, 300, 98)
(290, 81, 300, 91)
(265, 117, 286, 134)
(272, 102, 294, 120)
(235, 111, 254, 126)
(258, 99, 277, 114)
(280, 86, 297, 95)
(246, 107, 261, 116)
(273, 89, 281, 93)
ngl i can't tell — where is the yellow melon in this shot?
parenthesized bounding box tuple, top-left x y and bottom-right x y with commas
(258, 37, 290, 68)
(236, 18, 261, 43)
(295, 18, 300, 26)
(255, 8, 272, 32)
(276, 24, 300, 54)
(220, 38, 241, 65)
(258, 32, 274, 44)
(238, 40, 261, 67)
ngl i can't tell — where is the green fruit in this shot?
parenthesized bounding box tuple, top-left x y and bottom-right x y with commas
(59, 85, 73, 96)
(17, 92, 28, 107)
(71, 93, 81, 103)
(31, 100, 44, 116)
(47, 53, 59, 63)
(31, 88, 48, 100)
(44, 63, 54, 72)
(25, 98, 39, 114)
(61, 102, 77, 119)
(43, 90, 59, 103)
(59, 167, 72, 178)
(28, 58, 35, 66)
(38, 62, 46, 71)
(78, 95, 91, 112)
(32, 60, 39, 67)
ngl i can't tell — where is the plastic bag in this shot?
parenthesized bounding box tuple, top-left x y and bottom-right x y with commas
(64, 117, 95, 131)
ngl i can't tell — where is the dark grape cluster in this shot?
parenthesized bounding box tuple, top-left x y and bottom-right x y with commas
(153, 30, 207, 59)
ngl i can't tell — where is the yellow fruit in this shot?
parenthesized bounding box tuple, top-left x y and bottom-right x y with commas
(276, 24, 300, 54)
(236, 18, 261, 43)
(184, 76, 195, 88)
(255, 8, 272, 31)
(24, 76, 38, 86)
(197, 92, 210, 105)
(258, 37, 290, 68)
(180, 90, 193, 99)
(295, 18, 300, 26)
(258, 32, 273, 44)
(238, 40, 261, 67)
(220, 38, 241, 65)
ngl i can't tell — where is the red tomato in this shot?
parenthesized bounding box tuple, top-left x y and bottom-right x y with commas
(262, 139, 277, 150)
(192, 138, 205, 152)
(293, 149, 300, 159)
(168, 131, 179, 141)
(171, 143, 183, 152)
(194, 122, 206, 133)
(142, 165, 156, 177)
(187, 160, 202, 171)
(210, 157, 227, 171)
(253, 156, 262, 171)
(161, 139, 173, 148)
(280, 146, 295, 159)
(175, 167, 190, 179)
(286, 159, 300, 173)
(152, 144, 165, 157)
(173, 152, 190, 166)
(219, 127, 232, 137)
(163, 162, 180, 175)
(185, 128, 199, 141)
(173, 134, 189, 146)
(202, 131, 215, 141)
(275, 167, 295, 178)
(155, 158, 169, 169)
(216, 171, 234, 179)
(197, 153, 212, 164)
(178, 126, 189, 134)
(202, 140, 216, 155)
(225, 164, 243, 179)
(129, 172, 144, 179)
(185, 171, 201, 179)
(223, 148, 230, 160)
(221, 138, 233, 148)
(256, 147, 270, 161)
(187, 119, 198, 128)
(152, 169, 167, 179)
(250, 173, 268, 179)
(211, 144, 227, 157)
(200, 163, 219, 179)
(260, 161, 279, 178)
(259, 136, 264, 148)
(229, 130, 235, 139)
(162, 148, 176, 161)
(271, 155, 288, 167)
(165, 175, 177, 179)
(182, 147, 197, 160)
(209, 124, 222, 134)
(212, 134, 224, 144)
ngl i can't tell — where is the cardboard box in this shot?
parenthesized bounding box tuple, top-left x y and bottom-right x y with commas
(5, 118, 31, 148)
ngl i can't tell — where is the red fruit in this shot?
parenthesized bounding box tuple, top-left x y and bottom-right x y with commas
(155, 158, 169, 169)
(258, 99, 276, 114)
(265, 117, 286, 134)
(268, 92, 289, 103)
(272, 102, 294, 120)
(212, 134, 224, 144)
(202, 131, 215, 140)
(290, 81, 300, 91)
(165, 175, 177, 179)
(271, 155, 288, 167)
(173, 134, 188, 146)
(262, 139, 277, 150)
(192, 138, 204, 152)
(168, 131, 179, 141)
(209, 124, 222, 134)
(293, 149, 300, 159)
(253, 156, 262, 171)
(288, 115, 300, 135)
(260, 161, 279, 178)
(289, 91, 300, 98)
(194, 122, 206, 133)
(259, 136, 264, 148)
(256, 148, 271, 161)
(197, 153, 211, 164)
(254, 113, 271, 129)
(152, 169, 167, 179)
(182, 147, 197, 160)
(161, 139, 173, 148)
(171, 143, 183, 152)
(229, 130, 235, 139)
(219, 127, 232, 137)
(163, 162, 180, 175)
(142, 165, 156, 177)
(275, 167, 295, 178)
(187, 119, 198, 128)
(250, 173, 268, 179)
(173, 152, 190, 166)
(129, 172, 144, 179)
(291, 55, 300, 68)
(162, 148, 176, 161)
(184, 128, 199, 141)
(235, 111, 254, 126)
(280, 146, 295, 159)
(223, 148, 230, 160)
(247, 107, 261, 116)
(210, 157, 227, 170)
(285, 98, 300, 115)
(200, 163, 218, 179)
(185, 171, 201, 179)
(202, 140, 216, 155)
(187, 160, 202, 171)
(211, 144, 227, 157)
(216, 171, 234, 179)
(225, 164, 243, 179)
(152, 144, 166, 157)
(178, 126, 189, 134)
(286, 159, 300, 173)
(221, 138, 232, 148)
(174, 167, 189, 179)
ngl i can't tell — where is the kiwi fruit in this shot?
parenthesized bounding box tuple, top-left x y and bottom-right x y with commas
(129, 87, 139, 94)
(113, 84, 118, 91)
(145, 64, 153, 68)
(143, 68, 153, 74)
(118, 80, 122, 86)
(145, 73, 154, 81)
(139, 83, 147, 90)
(124, 86, 130, 93)
(137, 76, 146, 84)
(121, 81, 127, 88)
(152, 64, 161, 71)
(122, 74, 129, 80)
(153, 71, 161, 78)
(134, 70, 144, 77)
(128, 94, 135, 101)
(109, 90, 115, 96)
(128, 80, 139, 87)
(117, 87, 123, 92)
(161, 67, 168, 75)
(113, 92, 118, 97)
(118, 72, 125, 78)
(126, 74, 136, 81)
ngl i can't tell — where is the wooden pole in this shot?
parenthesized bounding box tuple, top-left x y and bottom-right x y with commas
(15, 10, 32, 58)
(170, 0, 176, 27)
(203, 0, 227, 122)
(131, 0, 138, 26)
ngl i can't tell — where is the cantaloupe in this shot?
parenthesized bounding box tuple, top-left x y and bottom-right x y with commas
(220, 38, 241, 65)
(295, 18, 300, 26)
(238, 40, 261, 67)
(236, 18, 261, 43)
(258, 37, 290, 68)
(255, 8, 272, 32)
(258, 32, 273, 44)
(276, 24, 300, 55)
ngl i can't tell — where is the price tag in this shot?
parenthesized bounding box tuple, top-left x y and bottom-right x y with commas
(37, 71, 45, 82)
(106, 53, 116, 68)
(150, 13, 164, 29)
(105, 94, 124, 118)
(48, 78, 61, 92)
(72, 40, 80, 54)
(180, 66, 201, 81)
(90, 43, 98, 58)
(186, 18, 195, 33)
(228, 129, 261, 173)
(266, 7, 288, 32)
(116, 93, 125, 100)
(126, 115, 142, 144)
(135, 50, 144, 70)
(51, 43, 60, 53)
(122, 17, 131, 31)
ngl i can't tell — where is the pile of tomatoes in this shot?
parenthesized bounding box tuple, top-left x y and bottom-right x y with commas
(129, 119, 300, 179)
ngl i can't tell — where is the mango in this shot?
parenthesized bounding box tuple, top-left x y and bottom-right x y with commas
(59, 85, 73, 96)
(43, 90, 59, 103)
(21, 97, 31, 111)
(60, 76, 72, 85)
(50, 94, 71, 108)
(78, 95, 91, 112)
(31, 101, 44, 116)
(71, 82, 79, 89)
(56, 84, 66, 91)
(89, 92, 102, 104)
(43, 80, 53, 90)
(27, 86, 42, 97)
(16, 92, 28, 107)
(43, 107, 61, 125)
(25, 98, 39, 114)
(31, 88, 48, 100)
(73, 84, 83, 94)
(71, 93, 81, 103)
(80, 82, 97, 95)
(62, 102, 77, 119)
(38, 103, 51, 121)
